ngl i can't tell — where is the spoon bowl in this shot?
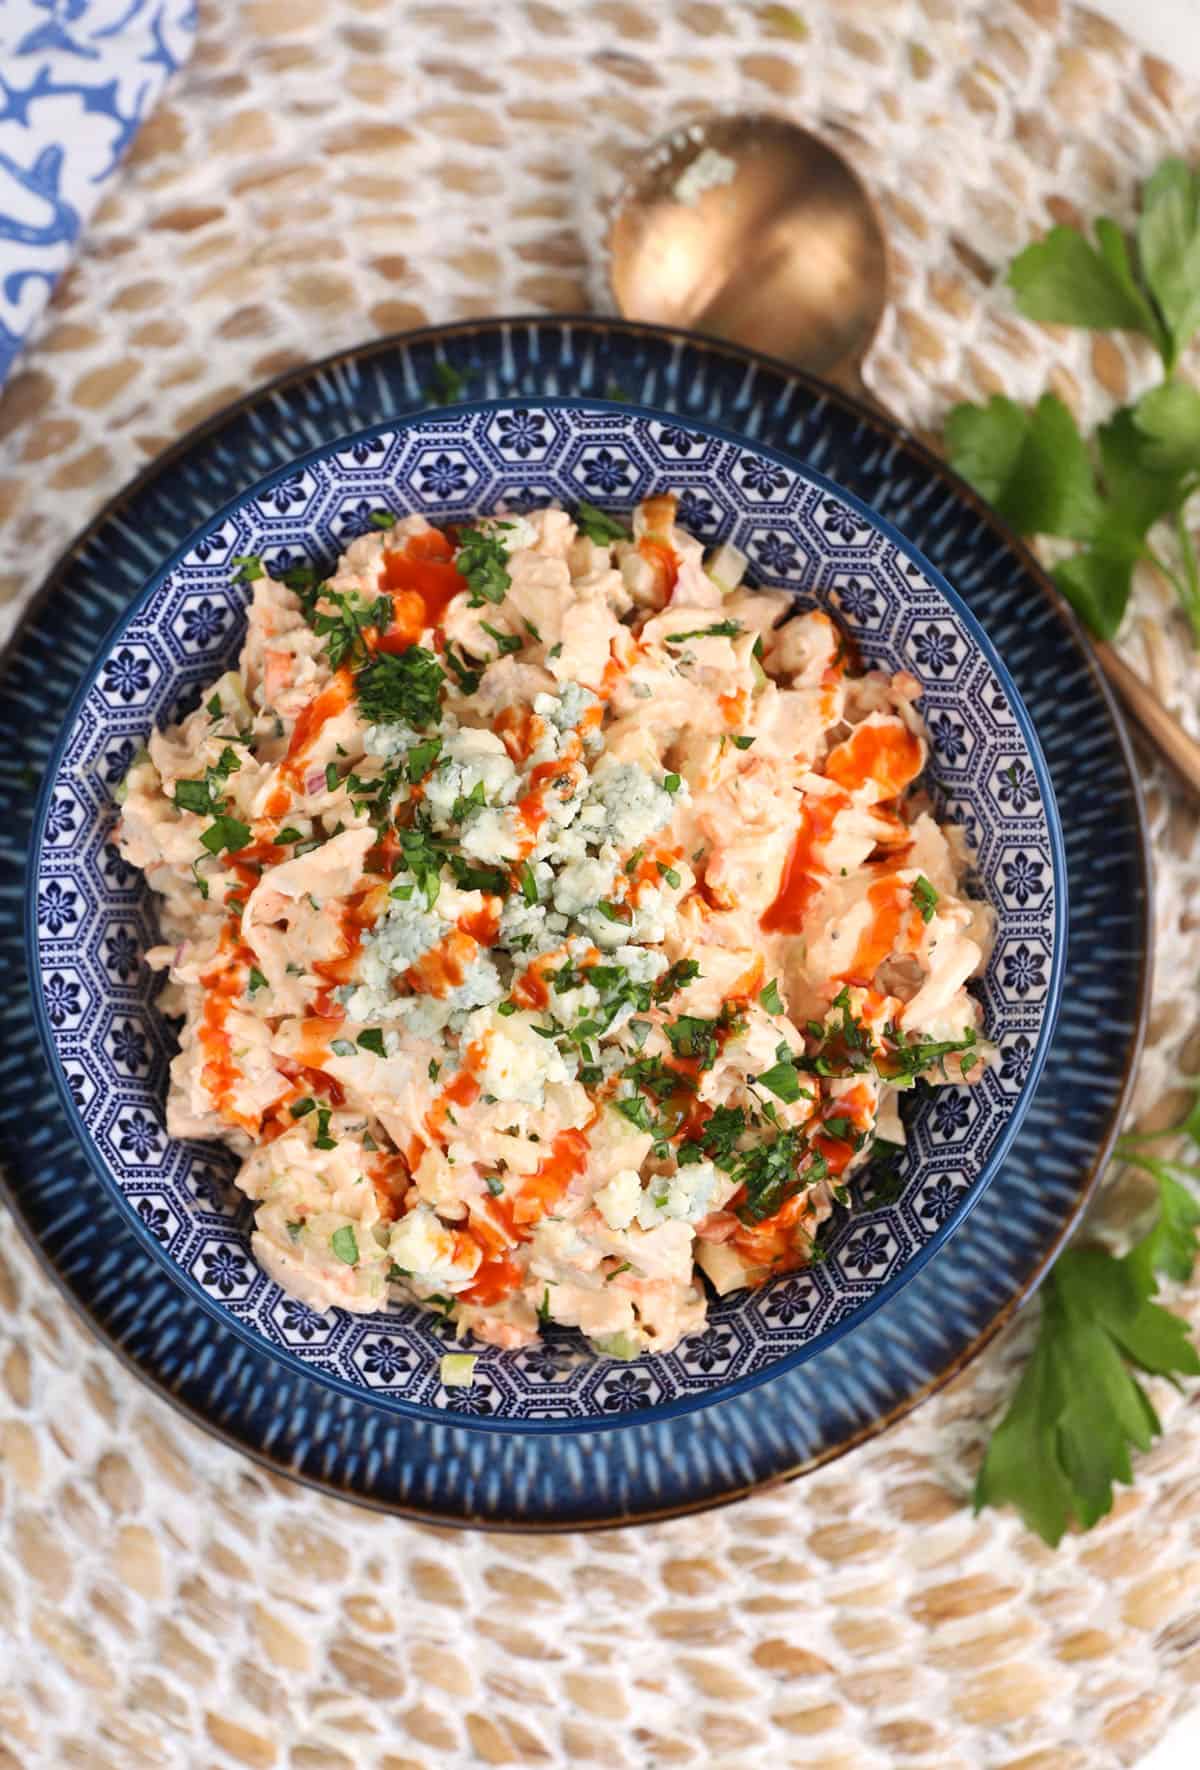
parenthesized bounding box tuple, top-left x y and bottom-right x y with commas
(609, 114, 888, 394)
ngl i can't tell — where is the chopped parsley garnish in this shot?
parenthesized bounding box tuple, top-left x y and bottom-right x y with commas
(206, 693, 223, 717)
(356, 646, 445, 727)
(406, 737, 441, 782)
(174, 779, 216, 814)
(357, 1029, 387, 1057)
(443, 643, 482, 696)
(397, 824, 446, 907)
(615, 1093, 654, 1131)
(455, 526, 512, 606)
(447, 854, 509, 896)
(663, 772, 681, 794)
(519, 861, 539, 906)
(485, 1173, 505, 1196)
(314, 1107, 337, 1150)
(622, 1054, 686, 1103)
(759, 978, 784, 1015)
(199, 812, 252, 857)
(656, 862, 681, 888)
(428, 1059, 440, 1082)
(450, 779, 486, 822)
(280, 562, 318, 593)
(330, 1224, 359, 1265)
(575, 500, 630, 544)
(497, 1000, 516, 1017)
(754, 1059, 804, 1103)
(737, 1132, 824, 1224)
(247, 966, 268, 995)
(732, 735, 756, 750)
(665, 1015, 720, 1068)
(325, 762, 339, 792)
(597, 899, 631, 924)
(665, 620, 743, 645)
(274, 826, 303, 844)
(299, 584, 391, 669)
(174, 745, 246, 853)
(230, 554, 264, 583)
(912, 875, 939, 922)
(369, 509, 396, 529)
(821, 1116, 856, 1143)
(481, 621, 522, 657)
(290, 1097, 315, 1119)
(654, 959, 700, 1002)
(537, 1286, 552, 1322)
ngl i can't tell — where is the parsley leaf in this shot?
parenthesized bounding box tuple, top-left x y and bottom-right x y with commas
(754, 1060, 803, 1104)
(975, 1100, 1200, 1544)
(664, 1016, 719, 1068)
(405, 737, 442, 782)
(356, 647, 444, 727)
(759, 978, 784, 1015)
(1007, 223, 1161, 346)
(330, 1224, 359, 1266)
(200, 813, 251, 856)
(947, 159, 1200, 642)
(912, 875, 938, 922)
(357, 1029, 387, 1057)
(1129, 379, 1200, 474)
(943, 393, 1102, 541)
(481, 620, 523, 657)
(1135, 157, 1200, 371)
(665, 620, 744, 645)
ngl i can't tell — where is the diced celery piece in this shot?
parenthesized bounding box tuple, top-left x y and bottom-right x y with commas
(706, 540, 747, 595)
(591, 1330, 643, 1361)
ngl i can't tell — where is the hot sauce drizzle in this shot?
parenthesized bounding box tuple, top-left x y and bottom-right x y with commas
(760, 793, 848, 933)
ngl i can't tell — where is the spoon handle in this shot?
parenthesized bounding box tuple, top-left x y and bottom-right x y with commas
(1093, 639, 1200, 799)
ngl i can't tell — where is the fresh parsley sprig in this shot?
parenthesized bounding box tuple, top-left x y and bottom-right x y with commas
(975, 1092, 1200, 1544)
(945, 157, 1200, 642)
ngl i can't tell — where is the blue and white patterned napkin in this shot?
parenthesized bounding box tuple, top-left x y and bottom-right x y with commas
(0, 1, 196, 388)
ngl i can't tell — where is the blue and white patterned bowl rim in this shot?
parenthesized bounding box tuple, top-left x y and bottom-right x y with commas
(28, 397, 1068, 1432)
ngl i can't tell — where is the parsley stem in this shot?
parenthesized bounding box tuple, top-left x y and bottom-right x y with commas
(1174, 506, 1200, 645)
(1142, 544, 1193, 614)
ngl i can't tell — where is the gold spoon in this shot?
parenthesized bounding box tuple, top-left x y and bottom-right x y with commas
(609, 113, 1200, 800)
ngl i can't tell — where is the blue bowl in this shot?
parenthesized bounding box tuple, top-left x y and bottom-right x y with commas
(28, 398, 1066, 1430)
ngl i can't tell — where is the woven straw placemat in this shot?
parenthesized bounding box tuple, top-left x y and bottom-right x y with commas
(2, 3, 1200, 1766)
